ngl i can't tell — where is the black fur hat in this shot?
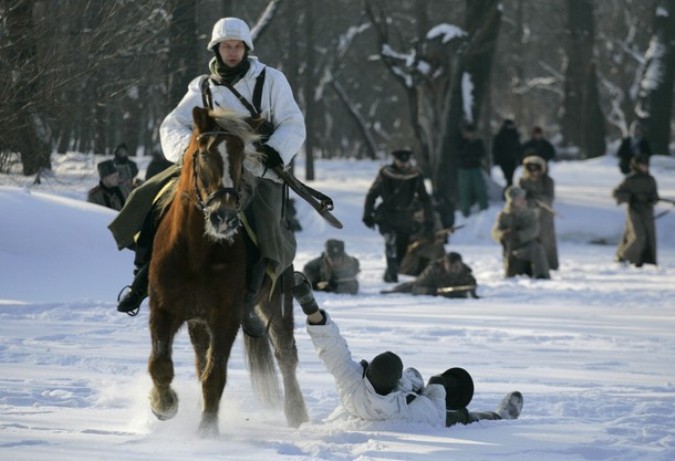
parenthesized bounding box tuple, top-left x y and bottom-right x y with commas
(631, 153, 650, 168)
(365, 351, 403, 395)
(392, 150, 412, 162)
(97, 160, 118, 178)
(441, 367, 474, 410)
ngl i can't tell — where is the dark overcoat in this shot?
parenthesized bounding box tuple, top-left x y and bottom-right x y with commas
(613, 171, 659, 266)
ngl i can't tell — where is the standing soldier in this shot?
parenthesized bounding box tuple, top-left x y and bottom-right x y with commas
(457, 123, 489, 217)
(491, 186, 550, 279)
(492, 119, 521, 189)
(303, 239, 360, 295)
(363, 150, 433, 283)
(616, 121, 653, 175)
(518, 155, 559, 270)
(520, 126, 556, 164)
(613, 154, 659, 267)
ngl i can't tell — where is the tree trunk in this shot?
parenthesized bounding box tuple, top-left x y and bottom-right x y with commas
(561, 0, 606, 158)
(635, 0, 675, 156)
(2, 0, 52, 175)
(168, 1, 198, 109)
(303, 1, 316, 181)
(437, 0, 501, 202)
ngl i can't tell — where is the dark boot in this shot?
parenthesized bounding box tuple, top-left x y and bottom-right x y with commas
(117, 264, 149, 316)
(241, 259, 268, 338)
(290, 272, 319, 316)
(383, 257, 399, 283)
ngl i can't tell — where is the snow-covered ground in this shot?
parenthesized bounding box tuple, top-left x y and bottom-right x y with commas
(1, 153, 674, 460)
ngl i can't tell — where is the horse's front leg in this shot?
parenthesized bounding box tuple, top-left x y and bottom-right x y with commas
(198, 315, 239, 437)
(148, 307, 182, 421)
(188, 320, 210, 378)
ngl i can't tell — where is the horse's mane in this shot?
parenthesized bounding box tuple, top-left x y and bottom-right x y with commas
(155, 109, 263, 216)
(210, 108, 261, 148)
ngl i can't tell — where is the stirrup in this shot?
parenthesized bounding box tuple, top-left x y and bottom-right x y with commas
(117, 285, 141, 317)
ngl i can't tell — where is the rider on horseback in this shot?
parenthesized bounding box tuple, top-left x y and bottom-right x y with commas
(114, 17, 306, 338)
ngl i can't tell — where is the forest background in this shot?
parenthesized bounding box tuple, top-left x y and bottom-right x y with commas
(1, 0, 673, 204)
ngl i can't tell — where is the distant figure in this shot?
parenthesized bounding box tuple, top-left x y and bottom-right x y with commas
(521, 126, 555, 164)
(145, 150, 173, 181)
(492, 186, 550, 279)
(87, 160, 127, 211)
(387, 252, 478, 299)
(518, 155, 559, 270)
(457, 123, 489, 217)
(112, 143, 141, 195)
(617, 121, 653, 175)
(303, 239, 360, 294)
(613, 154, 659, 267)
(492, 119, 521, 188)
(363, 149, 433, 283)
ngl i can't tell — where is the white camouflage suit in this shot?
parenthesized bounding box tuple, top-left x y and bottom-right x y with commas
(159, 55, 306, 274)
(307, 312, 447, 425)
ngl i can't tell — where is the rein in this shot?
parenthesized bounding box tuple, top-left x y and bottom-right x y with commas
(192, 130, 241, 213)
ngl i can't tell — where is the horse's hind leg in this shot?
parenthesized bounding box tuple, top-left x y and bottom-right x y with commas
(148, 307, 182, 421)
(268, 291, 308, 427)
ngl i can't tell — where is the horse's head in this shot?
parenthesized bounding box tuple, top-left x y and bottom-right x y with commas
(187, 106, 260, 242)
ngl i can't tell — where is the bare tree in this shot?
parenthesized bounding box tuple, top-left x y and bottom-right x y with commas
(635, 0, 675, 155)
(1, 0, 51, 176)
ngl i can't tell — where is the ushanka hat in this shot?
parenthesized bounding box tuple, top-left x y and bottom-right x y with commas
(391, 150, 412, 162)
(97, 160, 118, 178)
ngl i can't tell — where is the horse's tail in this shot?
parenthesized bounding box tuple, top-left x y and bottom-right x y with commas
(243, 309, 282, 409)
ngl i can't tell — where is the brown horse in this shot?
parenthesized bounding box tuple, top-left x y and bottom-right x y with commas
(147, 106, 308, 436)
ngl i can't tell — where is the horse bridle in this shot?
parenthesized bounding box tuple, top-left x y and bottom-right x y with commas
(192, 129, 241, 213)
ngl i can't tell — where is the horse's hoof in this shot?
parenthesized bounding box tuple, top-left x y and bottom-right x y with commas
(198, 416, 219, 438)
(149, 387, 178, 421)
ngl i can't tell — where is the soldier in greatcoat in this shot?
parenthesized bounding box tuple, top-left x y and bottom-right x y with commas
(518, 155, 559, 270)
(613, 154, 659, 267)
(87, 160, 127, 211)
(492, 186, 550, 279)
(303, 239, 360, 295)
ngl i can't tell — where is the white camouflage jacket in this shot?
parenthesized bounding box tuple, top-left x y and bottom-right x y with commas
(307, 312, 447, 425)
(159, 56, 306, 181)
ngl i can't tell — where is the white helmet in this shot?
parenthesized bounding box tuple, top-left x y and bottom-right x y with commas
(208, 17, 254, 51)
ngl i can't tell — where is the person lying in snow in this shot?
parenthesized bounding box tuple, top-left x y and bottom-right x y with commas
(290, 272, 523, 427)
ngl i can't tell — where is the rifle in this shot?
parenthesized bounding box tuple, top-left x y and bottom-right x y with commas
(406, 225, 466, 253)
(273, 166, 343, 229)
(534, 199, 559, 217)
(436, 284, 477, 295)
(654, 198, 675, 220)
(438, 284, 480, 299)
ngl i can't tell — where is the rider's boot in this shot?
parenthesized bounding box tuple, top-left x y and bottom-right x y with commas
(290, 272, 319, 316)
(241, 258, 268, 338)
(117, 263, 149, 316)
